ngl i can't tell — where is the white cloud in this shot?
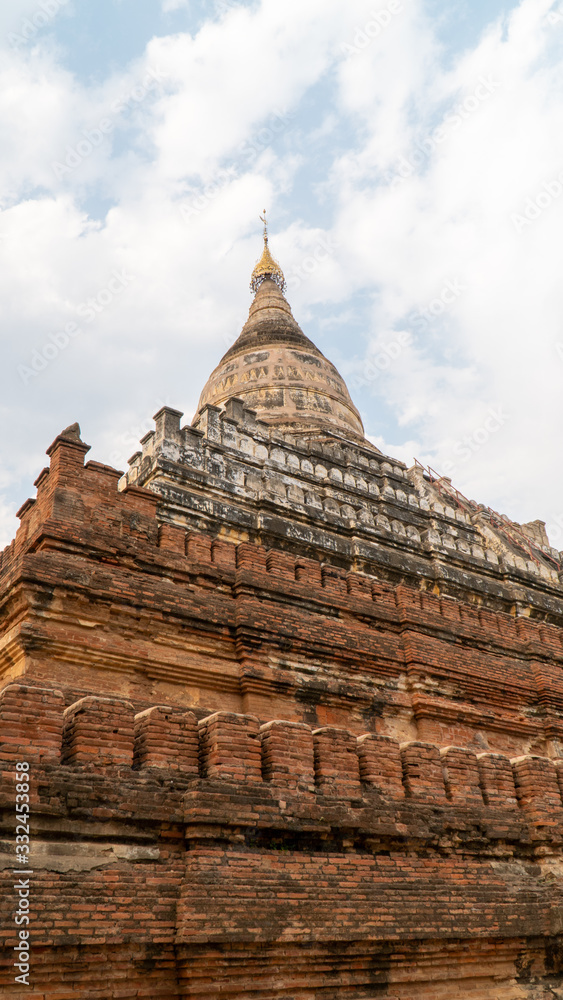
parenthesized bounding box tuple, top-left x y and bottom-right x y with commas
(0, 0, 71, 46)
(161, 0, 189, 11)
(328, 0, 563, 533)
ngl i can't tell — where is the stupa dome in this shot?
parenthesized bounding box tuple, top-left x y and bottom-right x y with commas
(193, 218, 364, 441)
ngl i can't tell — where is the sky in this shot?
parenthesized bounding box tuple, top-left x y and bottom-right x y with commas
(2, 0, 563, 550)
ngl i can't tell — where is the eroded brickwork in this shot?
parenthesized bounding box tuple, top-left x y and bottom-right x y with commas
(1, 682, 563, 997)
(2, 432, 563, 755)
(1, 426, 563, 997)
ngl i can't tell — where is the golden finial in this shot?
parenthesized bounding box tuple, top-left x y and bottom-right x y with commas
(250, 210, 286, 294)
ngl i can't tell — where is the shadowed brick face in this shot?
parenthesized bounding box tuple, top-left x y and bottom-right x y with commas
(1, 404, 563, 996)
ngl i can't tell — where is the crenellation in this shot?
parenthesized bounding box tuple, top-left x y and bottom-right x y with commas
(400, 741, 448, 802)
(154, 406, 184, 446)
(345, 572, 372, 598)
(0, 684, 64, 764)
(357, 733, 404, 798)
(270, 446, 286, 466)
(295, 557, 322, 586)
(511, 754, 563, 824)
(133, 706, 199, 772)
(245, 469, 261, 491)
(260, 720, 315, 791)
(477, 752, 519, 809)
(2, 678, 563, 864)
(312, 726, 361, 797)
(61, 696, 135, 769)
(440, 746, 483, 806)
(239, 434, 254, 455)
(323, 496, 340, 516)
(266, 549, 296, 580)
(358, 506, 374, 526)
(287, 482, 305, 503)
(139, 429, 156, 454)
(236, 541, 268, 572)
(304, 490, 322, 508)
(321, 564, 347, 593)
(211, 537, 237, 569)
(186, 531, 213, 564)
(198, 711, 261, 783)
(218, 415, 238, 449)
(158, 522, 186, 554)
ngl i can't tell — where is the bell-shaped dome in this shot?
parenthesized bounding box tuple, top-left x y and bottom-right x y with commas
(193, 227, 364, 441)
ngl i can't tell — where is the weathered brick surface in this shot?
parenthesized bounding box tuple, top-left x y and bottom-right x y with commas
(400, 741, 448, 802)
(133, 706, 198, 772)
(0, 685, 562, 997)
(260, 720, 315, 791)
(2, 426, 563, 997)
(198, 711, 261, 782)
(512, 754, 563, 835)
(61, 696, 135, 768)
(3, 432, 563, 756)
(313, 726, 361, 797)
(477, 751, 519, 809)
(440, 746, 483, 806)
(357, 733, 404, 798)
(0, 685, 64, 764)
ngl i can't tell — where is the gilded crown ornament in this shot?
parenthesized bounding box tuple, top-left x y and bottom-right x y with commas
(250, 210, 286, 294)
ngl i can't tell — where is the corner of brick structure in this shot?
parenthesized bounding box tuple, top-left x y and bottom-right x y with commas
(3, 424, 161, 564)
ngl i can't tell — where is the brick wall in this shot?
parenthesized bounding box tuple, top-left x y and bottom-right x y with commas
(1, 683, 563, 996)
(2, 432, 563, 997)
(2, 434, 563, 760)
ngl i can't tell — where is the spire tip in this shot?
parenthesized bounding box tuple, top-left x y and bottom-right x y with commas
(250, 211, 286, 295)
